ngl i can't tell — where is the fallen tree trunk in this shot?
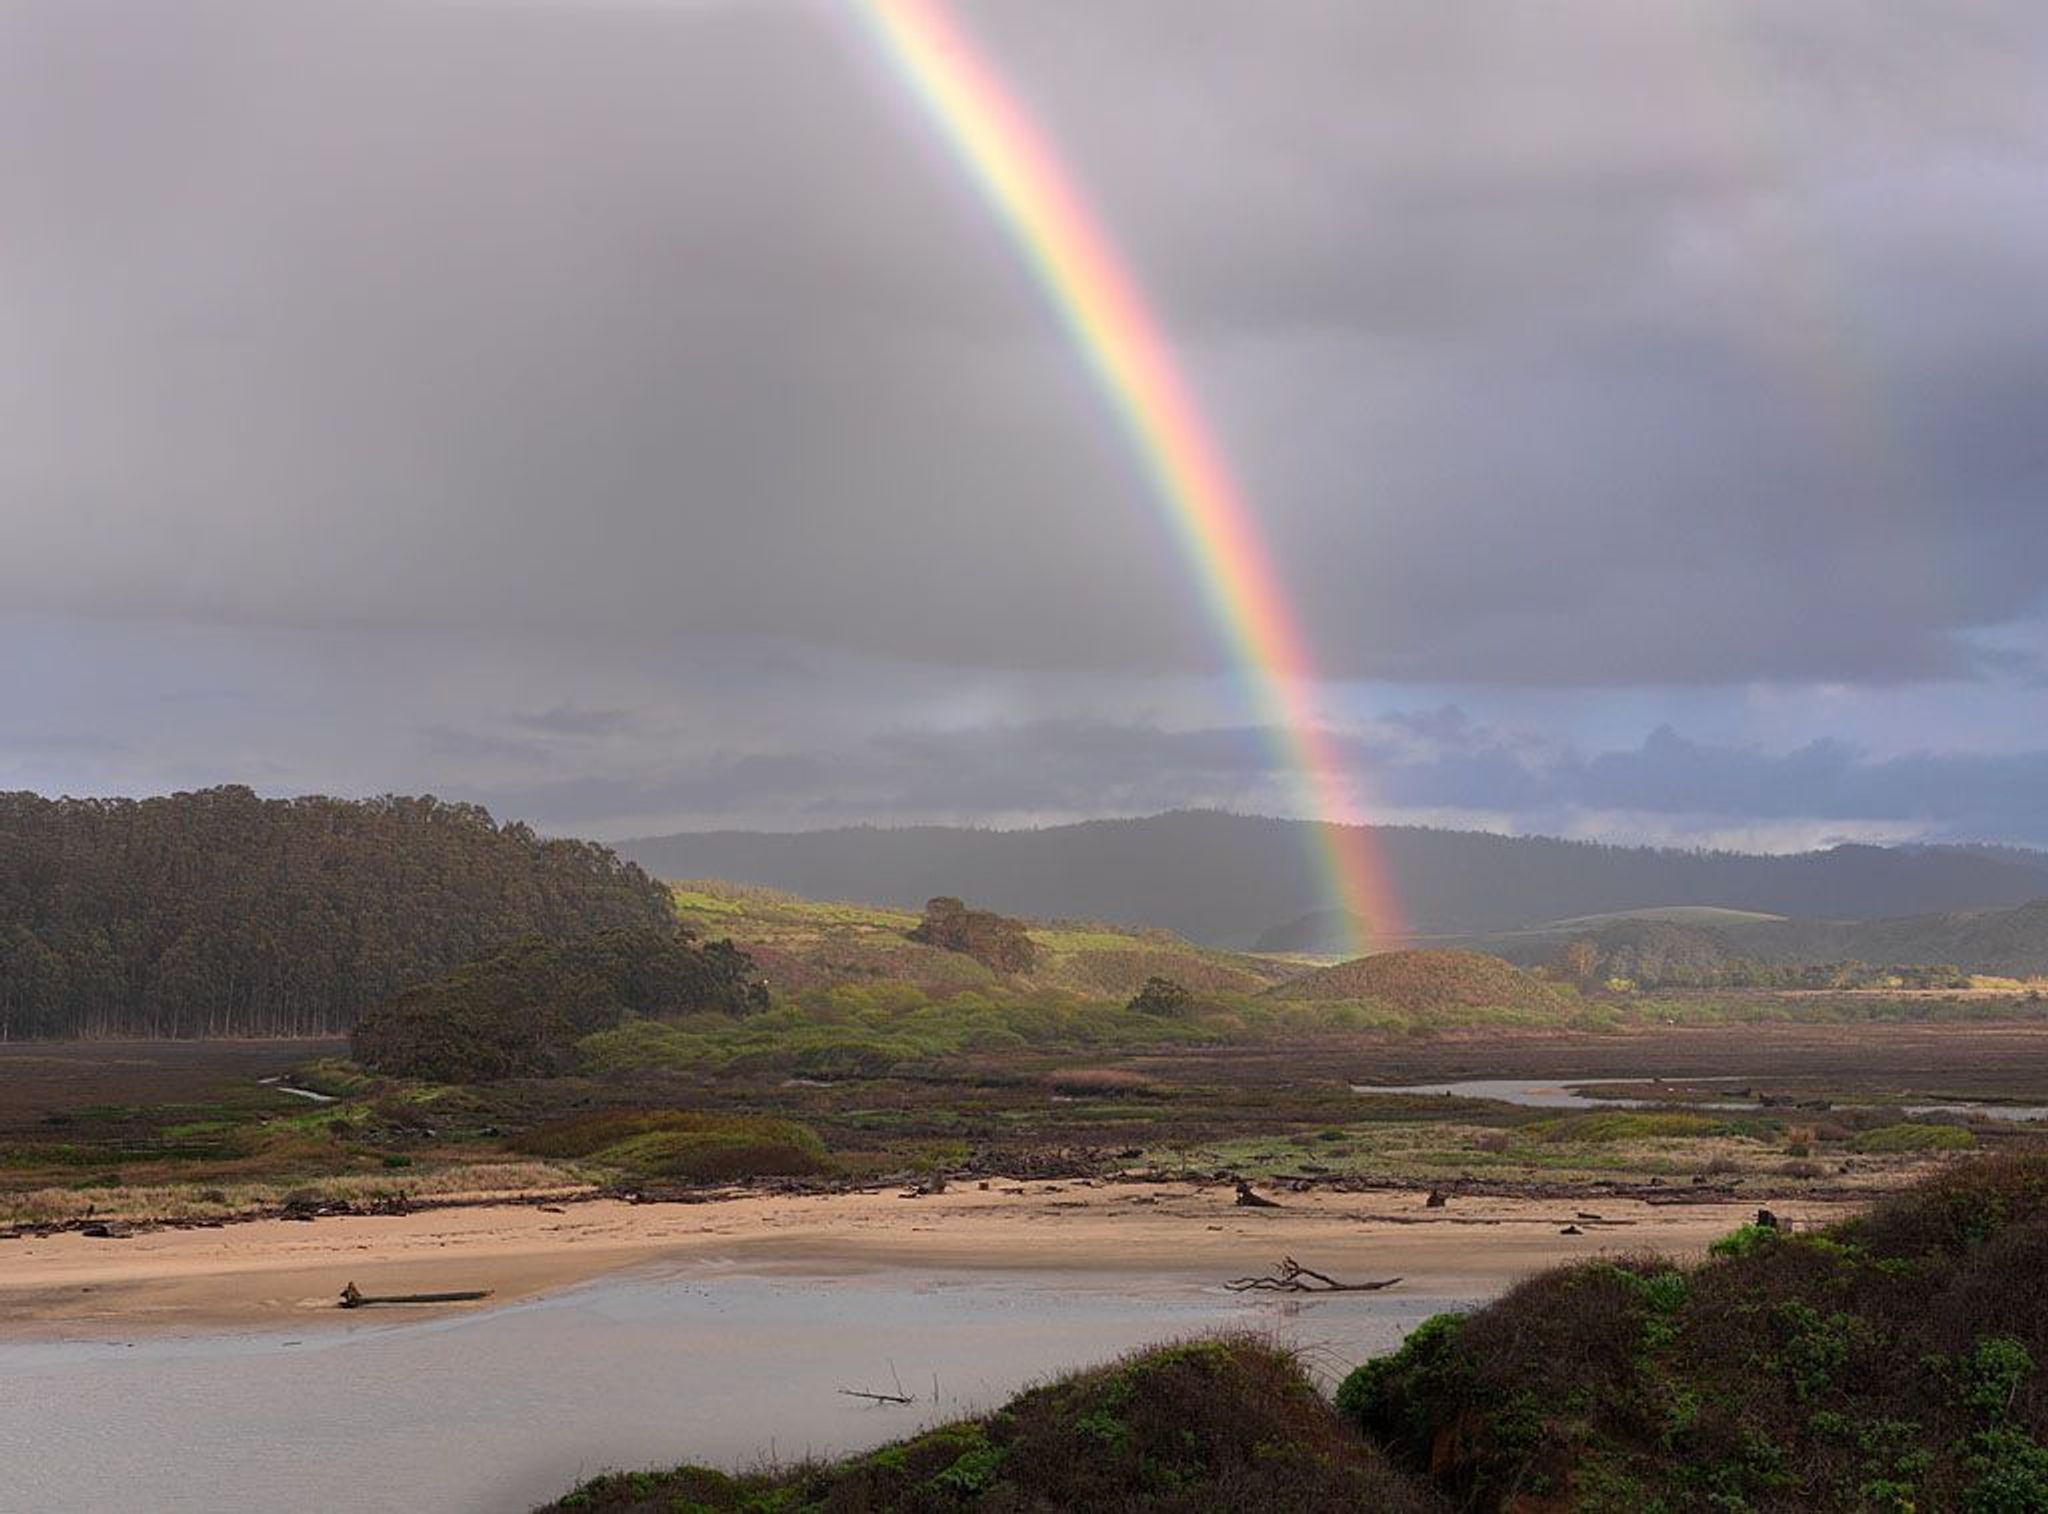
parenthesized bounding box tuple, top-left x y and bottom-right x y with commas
(1224, 1257, 1401, 1294)
(339, 1281, 492, 1309)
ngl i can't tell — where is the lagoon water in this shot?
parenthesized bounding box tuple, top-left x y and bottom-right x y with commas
(0, 1264, 1466, 1513)
(1362, 1077, 2048, 1122)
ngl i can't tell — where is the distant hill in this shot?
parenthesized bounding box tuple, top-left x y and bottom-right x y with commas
(667, 879, 1297, 999)
(618, 811, 2048, 949)
(1466, 897, 2048, 979)
(1266, 948, 1567, 1014)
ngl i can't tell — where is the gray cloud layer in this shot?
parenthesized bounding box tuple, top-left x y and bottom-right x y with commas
(7, 0, 2048, 685)
(7, 2, 2048, 849)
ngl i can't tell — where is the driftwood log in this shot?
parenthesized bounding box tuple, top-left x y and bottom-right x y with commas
(1224, 1257, 1401, 1294)
(339, 1281, 492, 1309)
(1234, 1180, 1282, 1209)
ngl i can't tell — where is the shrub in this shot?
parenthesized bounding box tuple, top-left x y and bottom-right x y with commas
(906, 896, 1037, 973)
(1964, 1338, 2036, 1422)
(1963, 1426, 2048, 1513)
(1127, 975, 1193, 1016)
(1331, 1155, 2048, 1511)
(1710, 1221, 1781, 1259)
(1336, 1312, 1471, 1459)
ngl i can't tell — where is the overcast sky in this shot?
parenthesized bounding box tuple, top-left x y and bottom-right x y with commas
(6, 0, 2048, 849)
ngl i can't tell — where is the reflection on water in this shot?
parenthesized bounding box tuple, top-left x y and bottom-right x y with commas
(1359, 1077, 2048, 1122)
(0, 1265, 1467, 1514)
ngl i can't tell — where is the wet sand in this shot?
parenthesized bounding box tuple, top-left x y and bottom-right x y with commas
(0, 1181, 1859, 1338)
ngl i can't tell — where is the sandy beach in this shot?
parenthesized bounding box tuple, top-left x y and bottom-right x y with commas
(0, 1181, 1860, 1338)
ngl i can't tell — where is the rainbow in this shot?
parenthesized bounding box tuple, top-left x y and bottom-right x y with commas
(855, 0, 1401, 954)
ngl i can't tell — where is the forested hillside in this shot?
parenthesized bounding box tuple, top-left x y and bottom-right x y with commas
(0, 788, 672, 1039)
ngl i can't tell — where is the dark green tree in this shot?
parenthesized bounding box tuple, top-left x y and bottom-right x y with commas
(1128, 975, 1193, 1016)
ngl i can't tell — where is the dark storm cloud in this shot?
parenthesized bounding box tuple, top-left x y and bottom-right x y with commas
(6, 0, 2048, 686)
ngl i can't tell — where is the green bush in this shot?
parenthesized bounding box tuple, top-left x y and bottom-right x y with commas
(1336, 1312, 1471, 1458)
(1963, 1426, 2048, 1513)
(1325, 1155, 2048, 1511)
(1710, 1221, 1782, 1259)
(1964, 1338, 2036, 1422)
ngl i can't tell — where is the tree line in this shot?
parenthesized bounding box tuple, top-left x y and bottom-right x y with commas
(352, 925, 767, 1081)
(0, 787, 674, 1039)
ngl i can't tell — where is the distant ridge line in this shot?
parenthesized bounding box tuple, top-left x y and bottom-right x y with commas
(615, 810, 2048, 951)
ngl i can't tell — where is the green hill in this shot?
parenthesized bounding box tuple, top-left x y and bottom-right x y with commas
(667, 879, 1299, 999)
(1265, 948, 1568, 1015)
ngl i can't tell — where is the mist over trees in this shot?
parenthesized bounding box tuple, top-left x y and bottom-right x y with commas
(0, 788, 673, 1039)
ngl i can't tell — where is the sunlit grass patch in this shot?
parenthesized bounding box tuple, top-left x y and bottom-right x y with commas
(1853, 1122, 1978, 1154)
(1527, 1111, 1747, 1143)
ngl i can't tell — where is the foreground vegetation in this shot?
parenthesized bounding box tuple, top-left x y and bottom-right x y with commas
(1343, 1151, 2048, 1511)
(546, 1336, 1439, 1513)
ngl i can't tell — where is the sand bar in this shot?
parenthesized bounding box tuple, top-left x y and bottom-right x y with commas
(0, 1181, 1862, 1338)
